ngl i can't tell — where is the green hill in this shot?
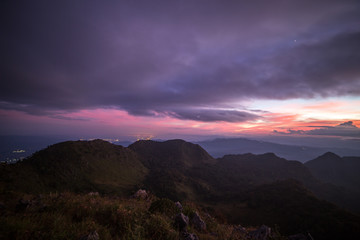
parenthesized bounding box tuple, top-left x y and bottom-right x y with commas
(0, 140, 147, 195)
(1, 139, 360, 239)
(129, 139, 217, 201)
(220, 179, 360, 240)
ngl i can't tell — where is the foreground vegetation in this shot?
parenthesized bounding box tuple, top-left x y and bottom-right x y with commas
(1, 139, 360, 239)
(0, 191, 282, 240)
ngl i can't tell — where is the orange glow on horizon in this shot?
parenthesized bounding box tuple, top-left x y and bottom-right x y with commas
(0, 97, 359, 139)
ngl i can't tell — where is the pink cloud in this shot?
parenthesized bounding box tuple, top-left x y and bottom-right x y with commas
(1, 106, 359, 140)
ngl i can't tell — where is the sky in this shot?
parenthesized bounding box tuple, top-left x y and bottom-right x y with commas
(1, 0, 360, 145)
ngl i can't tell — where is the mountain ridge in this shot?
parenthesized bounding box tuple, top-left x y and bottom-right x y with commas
(0, 140, 148, 195)
(305, 152, 360, 192)
(1, 139, 360, 240)
(197, 137, 360, 162)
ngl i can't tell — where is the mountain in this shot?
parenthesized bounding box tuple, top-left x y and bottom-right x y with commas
(0, 135, 133, 163)
(305, 152, 360, 192)
(197, 137, 360, 162)
(304, 152, 360, 213)
(129, 139, 216, 168)
(0, 140, 148, 195)
(1, 139, 360, 239)
(204, 153, 318, 200)
(211, 152, 360, 213)
(221, 179, 360, 240)
(128, 139, 216, 201)
(216, 153, 316, 186)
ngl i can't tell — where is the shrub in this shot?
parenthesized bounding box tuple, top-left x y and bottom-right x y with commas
(149, 198, 179, 217)
(145, 214, 178, 240)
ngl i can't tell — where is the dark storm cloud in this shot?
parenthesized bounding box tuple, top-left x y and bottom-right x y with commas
(1, 0, 360, 122)
(274, 121, 360, 137)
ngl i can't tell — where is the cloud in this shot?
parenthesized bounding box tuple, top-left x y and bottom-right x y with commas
(50, 115, 92, 121)
(274, 121, 360, 137)
(306, 121, 360, 137)
(168, 108, 260, 122)
(1, 0, 360, 122)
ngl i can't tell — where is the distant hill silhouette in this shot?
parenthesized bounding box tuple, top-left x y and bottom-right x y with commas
(1, 139, 360, 240)
(208, 152, 360, 214)
(197, 137, 360, 162)
(216, 152, 316, 186)
(306, 152, 360, 192)
(230, 179, 360, 240)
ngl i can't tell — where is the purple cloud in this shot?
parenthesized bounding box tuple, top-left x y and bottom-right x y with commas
(1, 0, 360, 122)
(168, 108, 260, 122)
(274, 121, 360, 138)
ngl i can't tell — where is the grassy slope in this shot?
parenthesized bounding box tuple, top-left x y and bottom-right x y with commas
(213, 153, 360, 213)
(0, 140, 148, 195)
(128, 139, 217, 201)
(217, 179, 360, 240)
(1, 139, 360, 239)
(0, 192, 258, 240)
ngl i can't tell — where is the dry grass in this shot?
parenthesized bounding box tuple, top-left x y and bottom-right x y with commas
(0, 192, 263, 240)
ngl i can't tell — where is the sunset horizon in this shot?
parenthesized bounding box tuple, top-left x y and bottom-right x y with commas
(1, 0, 359, 147)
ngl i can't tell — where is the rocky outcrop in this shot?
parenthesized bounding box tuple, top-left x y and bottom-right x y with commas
(190, 212, 206, 231)
(132, 189, 148, 199)
(232, 224, 248, 238)
(79, 231, 99, 240)
(175, 201, 183, 211)
(248, 225, 271, 240)
(88, 192, 99, 197)
(174, 203, 201, 240)
(181, 230, 199, 240)
(288, 233, 314, 240)
(175, 213, 189, 231)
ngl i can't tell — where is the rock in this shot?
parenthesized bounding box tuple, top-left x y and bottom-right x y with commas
(233, 224, 248, 236)
(132, 189, 148, 199)
(181, 230, 199, 240)
(288, 233, 314, 240)
(231, 224, 248, 239)
(174, 213, 189, 231)
(248, 225, 271, 240)
(191, 212, 206, 232)
(79, 231, 99, 240)
(88, 192, 99, 197)
(307, 233, 314, 240)
(175, 201, 183, 211)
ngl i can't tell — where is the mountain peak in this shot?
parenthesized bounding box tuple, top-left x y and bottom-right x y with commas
(6, 139, 147, 194)
(305, 152, 342, 167)
(322, 152, 341, 158)
(129, 139, 215, 168)
(316, 152, 342, 162)
(260, 152, 280, 159)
